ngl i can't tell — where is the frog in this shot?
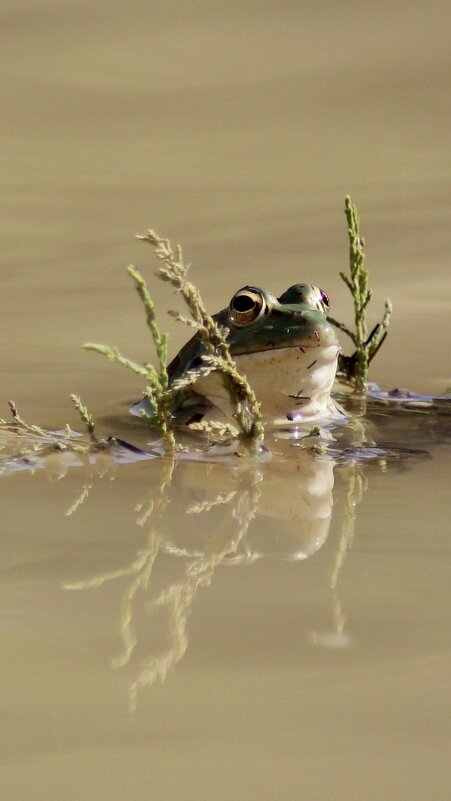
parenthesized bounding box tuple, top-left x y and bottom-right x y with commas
(131, 283, 345, 426)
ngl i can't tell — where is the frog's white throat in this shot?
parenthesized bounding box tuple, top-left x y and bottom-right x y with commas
(193, 343, 341, 425)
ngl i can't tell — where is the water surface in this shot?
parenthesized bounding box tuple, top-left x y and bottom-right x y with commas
(0, 1, 450, 799)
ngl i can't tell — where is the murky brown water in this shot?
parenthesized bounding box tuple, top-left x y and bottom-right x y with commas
(1, 2, 450, 799)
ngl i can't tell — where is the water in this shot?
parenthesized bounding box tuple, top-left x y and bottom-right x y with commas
(1, 1, 450, 799)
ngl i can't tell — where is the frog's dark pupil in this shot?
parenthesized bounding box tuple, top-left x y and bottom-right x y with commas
(320, 290, 329, 307)
(233, 295, 256, 312)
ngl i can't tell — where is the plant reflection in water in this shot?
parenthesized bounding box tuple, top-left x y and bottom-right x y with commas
(61, 439, 365, 712)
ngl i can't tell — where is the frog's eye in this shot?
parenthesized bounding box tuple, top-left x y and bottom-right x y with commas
(228, 287, 268, 326)
(320, 289, 330, 309)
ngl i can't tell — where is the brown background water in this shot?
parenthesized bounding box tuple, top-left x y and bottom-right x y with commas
(0, 1, 450, 799)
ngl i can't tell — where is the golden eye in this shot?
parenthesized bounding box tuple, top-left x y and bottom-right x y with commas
(229, 287, 267, 326)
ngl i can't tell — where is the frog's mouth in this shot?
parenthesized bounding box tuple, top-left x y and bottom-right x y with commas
(230, 320, 338, 356)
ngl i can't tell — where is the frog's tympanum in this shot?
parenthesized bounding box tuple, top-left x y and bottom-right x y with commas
(132, 284, 343, 425)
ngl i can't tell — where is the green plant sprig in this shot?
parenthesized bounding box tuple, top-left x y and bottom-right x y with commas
(84, 338, 176, 452)
(137, 229, 264, 450)
(127, 265, 169, 389)
(70, 394, 97, 441)
(0, 398, 101, 465)
(329, 196, 392, 391)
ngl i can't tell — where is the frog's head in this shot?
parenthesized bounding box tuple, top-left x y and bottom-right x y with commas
(194, 283, 341, 424)
(224, 283, 336, 355)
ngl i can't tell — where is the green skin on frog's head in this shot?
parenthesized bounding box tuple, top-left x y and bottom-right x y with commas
(132, 284, 342, 425)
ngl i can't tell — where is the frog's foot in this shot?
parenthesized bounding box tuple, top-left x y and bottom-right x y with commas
(366, 383, 451, 414)
(130, 393, 214, 428)
(325, 443, 431, 465)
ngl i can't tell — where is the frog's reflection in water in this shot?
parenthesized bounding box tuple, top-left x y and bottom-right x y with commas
(63, 444, 360, 711)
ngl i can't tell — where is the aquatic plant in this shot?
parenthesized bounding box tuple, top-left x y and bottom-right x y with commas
(0, 395, 105, 472)
(0, 399, 89, 450)
(85, 262, 177, 452)
(70, 394, 97, 442)
(85, 230, 264, 452)
(330, 196, 392, 390)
